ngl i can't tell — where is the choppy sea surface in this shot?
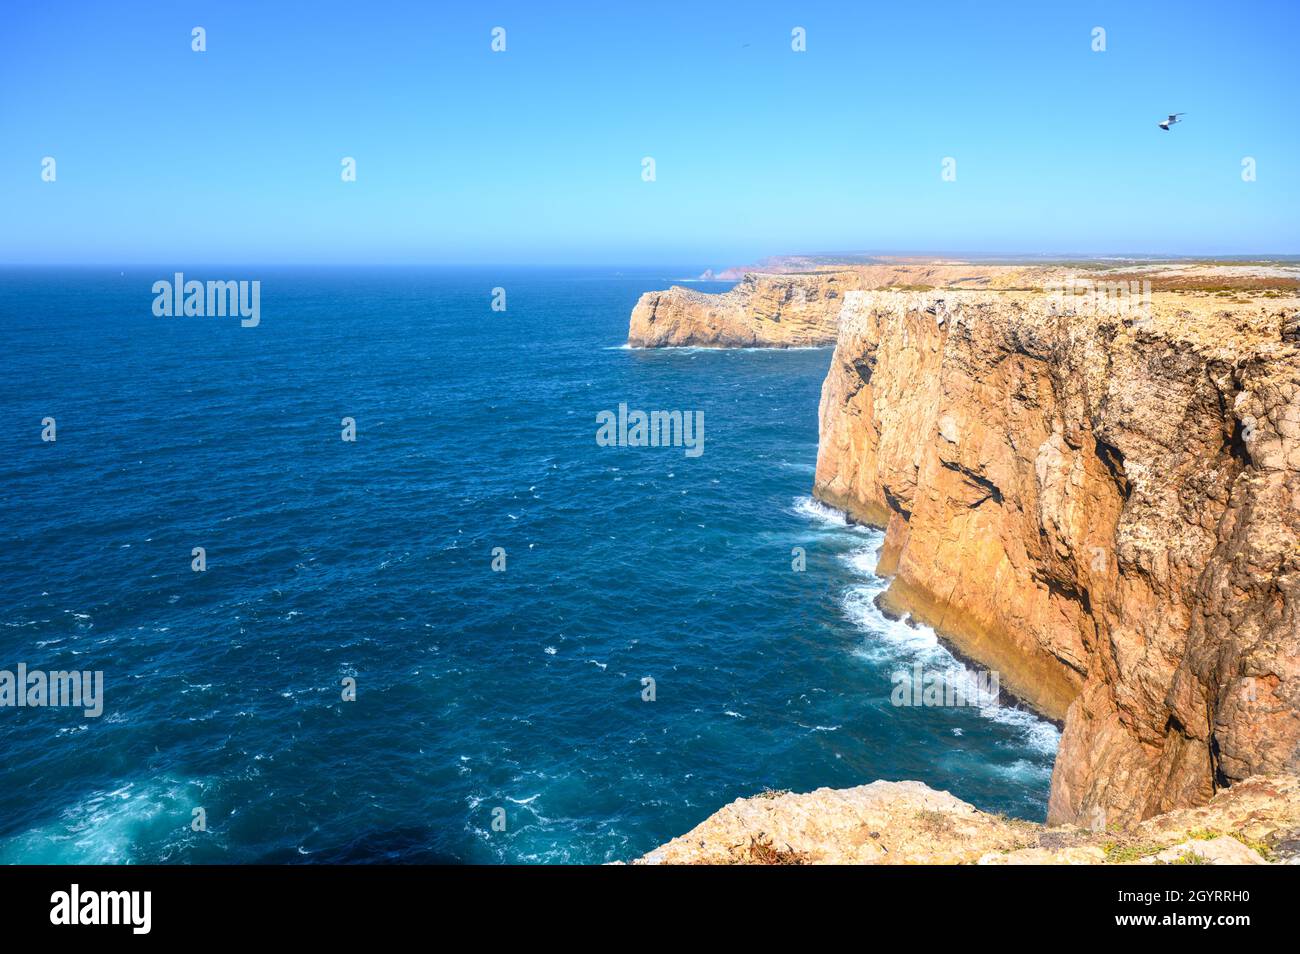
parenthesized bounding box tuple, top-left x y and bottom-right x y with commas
(0, 267, 1057, 863)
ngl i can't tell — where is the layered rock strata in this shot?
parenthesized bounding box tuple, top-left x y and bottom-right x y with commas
(811, 288, 1300, 827)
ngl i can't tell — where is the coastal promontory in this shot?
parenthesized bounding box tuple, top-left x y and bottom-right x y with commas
(630, 259, 1300, 856)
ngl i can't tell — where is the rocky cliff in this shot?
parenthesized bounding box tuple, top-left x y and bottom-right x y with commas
(626, 263, 1052, 348)
(627, 271, 852, 348)
(628, 264, 1300, 840)
(815, 286, 1300, 828)
(638, 775, 1300, 864)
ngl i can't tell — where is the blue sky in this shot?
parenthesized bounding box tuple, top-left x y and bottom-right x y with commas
(1, 0, 1296, 265)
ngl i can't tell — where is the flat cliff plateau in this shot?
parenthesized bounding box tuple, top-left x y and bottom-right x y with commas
(629, 262, 1300, 858)
(626, 263, 1056, 348)
(626, 260, 1300, 349)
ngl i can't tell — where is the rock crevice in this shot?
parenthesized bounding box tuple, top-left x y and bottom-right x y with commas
(814, 288, 1300, 826)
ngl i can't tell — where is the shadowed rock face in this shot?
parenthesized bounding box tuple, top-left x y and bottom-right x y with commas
(814, 288, 1300, 827)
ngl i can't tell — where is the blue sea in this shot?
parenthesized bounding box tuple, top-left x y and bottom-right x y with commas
(0, 267, 1057, 864)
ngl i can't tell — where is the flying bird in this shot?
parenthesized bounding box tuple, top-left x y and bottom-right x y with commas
(1158, 113, 1185, 131)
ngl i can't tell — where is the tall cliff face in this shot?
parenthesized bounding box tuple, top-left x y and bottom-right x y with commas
(814, 288, 1300, 826)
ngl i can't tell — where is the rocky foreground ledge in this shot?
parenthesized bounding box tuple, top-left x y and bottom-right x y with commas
(638, 775, 1300, 865)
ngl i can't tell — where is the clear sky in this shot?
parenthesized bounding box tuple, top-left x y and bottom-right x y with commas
(2, 0, 1296, 265)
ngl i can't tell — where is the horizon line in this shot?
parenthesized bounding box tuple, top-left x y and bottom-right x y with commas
(4, 252, 1300, 269)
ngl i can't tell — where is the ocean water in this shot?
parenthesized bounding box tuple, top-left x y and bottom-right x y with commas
(0, 267, 1057, 864)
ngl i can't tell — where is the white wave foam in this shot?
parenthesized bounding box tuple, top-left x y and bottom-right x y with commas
(842, 585, 947, 664)
(0, 777, 205, 865)
(837, 543, 1060, 760)
(840, 544, 884, 577)
(981, 704, 1062, 756)
(629, 344, 832, 353)
(790, 495, 873, 532)
(987, 758, 1054, 784)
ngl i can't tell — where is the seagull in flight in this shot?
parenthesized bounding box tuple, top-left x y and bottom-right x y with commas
(1158, 113, 1185, 131)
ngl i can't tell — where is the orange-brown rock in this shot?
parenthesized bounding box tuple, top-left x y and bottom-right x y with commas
(627, 260, 1300, 834)
(627, 272, 852, 348)
(814, 287, 1300, 827)
(626, 263, 1064, 348)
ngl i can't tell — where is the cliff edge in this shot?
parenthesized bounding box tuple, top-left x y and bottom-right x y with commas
(627, 262, 1300, 839)
(626, 264, 1056, 348)
(815, 285, 1299, 827)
